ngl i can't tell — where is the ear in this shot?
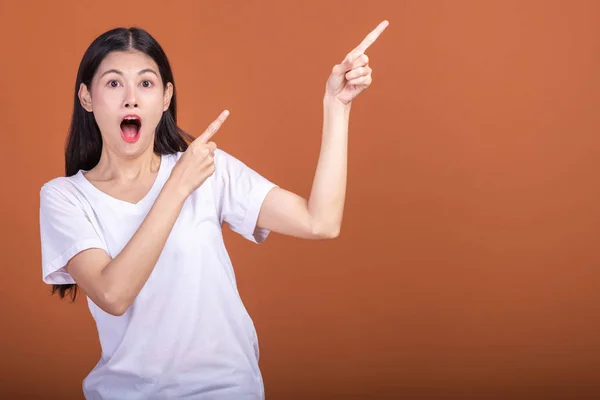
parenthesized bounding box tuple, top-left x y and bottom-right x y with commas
(163, 82, 173, 112)
(78, 83, 93, 112)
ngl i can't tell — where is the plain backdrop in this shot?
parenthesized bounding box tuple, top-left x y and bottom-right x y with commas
(1, 0, 600, 399)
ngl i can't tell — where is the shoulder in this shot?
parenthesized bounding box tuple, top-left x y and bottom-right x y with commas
(39, 174, 88, 209)
(213, 148, 247, 170)
(167, 149, 261, 187)
(41, 175, 80, 196)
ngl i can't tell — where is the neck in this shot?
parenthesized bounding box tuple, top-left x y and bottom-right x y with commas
(94, 146, 161, 182)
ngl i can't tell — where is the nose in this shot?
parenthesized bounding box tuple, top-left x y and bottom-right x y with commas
(124, 87, 138, 108)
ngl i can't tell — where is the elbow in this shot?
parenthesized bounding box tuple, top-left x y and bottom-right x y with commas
(311, 223, 341, 239)
(327, 227, 341, 239)
(323, 225, 341, 239)
(106, 303, 128, 317)
(99, 291, 131, 316)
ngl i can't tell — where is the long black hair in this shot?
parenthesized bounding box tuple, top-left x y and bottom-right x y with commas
(54, 27, 193, 301)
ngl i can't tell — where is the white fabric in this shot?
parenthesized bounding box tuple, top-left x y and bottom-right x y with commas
(39, 149, 277, 400)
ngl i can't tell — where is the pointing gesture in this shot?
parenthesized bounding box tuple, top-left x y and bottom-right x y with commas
(354, 20, 389, 54)
(171, 110, 230, 198)
(194, 110, 229, 145)
(326, 20, 389, 105)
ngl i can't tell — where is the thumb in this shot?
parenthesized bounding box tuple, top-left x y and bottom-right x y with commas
(331, 52, 359, 78)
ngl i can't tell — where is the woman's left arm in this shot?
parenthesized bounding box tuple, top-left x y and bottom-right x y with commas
(257, 20, 389, 240)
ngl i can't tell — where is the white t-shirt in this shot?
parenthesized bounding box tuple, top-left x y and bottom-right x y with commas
(39, 149, 277, 400)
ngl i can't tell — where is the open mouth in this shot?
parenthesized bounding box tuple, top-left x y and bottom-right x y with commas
(120, 115, 142, 143)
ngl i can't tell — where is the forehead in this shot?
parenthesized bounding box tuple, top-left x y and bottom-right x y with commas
(95, 50, 160, 77)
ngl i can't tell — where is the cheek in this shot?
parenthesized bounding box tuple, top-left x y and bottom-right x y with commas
(148, 92, 166, 110)
(91, 103, 116, 129)
(91, 90, 120, 117)
(143, 92, 168, 124)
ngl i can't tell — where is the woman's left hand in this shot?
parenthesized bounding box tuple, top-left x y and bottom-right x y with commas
(325, 20, 389, 105)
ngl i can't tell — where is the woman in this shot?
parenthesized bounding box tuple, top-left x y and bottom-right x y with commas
(39, 21, 388, 400)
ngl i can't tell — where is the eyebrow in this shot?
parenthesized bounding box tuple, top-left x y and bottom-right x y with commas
(99, 68, 159, 79)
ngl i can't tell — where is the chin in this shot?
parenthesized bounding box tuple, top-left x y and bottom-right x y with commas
(110, 139, 153, 159)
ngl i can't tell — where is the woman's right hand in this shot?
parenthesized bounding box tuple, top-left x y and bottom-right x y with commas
(168, 110, 230, 198)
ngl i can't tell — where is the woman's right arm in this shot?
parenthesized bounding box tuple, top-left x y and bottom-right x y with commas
(65, 110, 229, 316)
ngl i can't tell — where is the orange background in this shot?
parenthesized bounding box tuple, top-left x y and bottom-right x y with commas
(1, 0, 600, 399)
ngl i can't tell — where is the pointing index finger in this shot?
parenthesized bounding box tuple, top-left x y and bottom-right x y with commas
(353, 20, 389, 55)
(196, 110, 230, 144)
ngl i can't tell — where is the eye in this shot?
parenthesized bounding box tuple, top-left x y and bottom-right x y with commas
(108, 80, 120, 88)
(141, 80, 153, 88)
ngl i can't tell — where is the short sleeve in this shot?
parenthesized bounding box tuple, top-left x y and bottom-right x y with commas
(39, 183, 108, 285)
(212, 149, 277, 243)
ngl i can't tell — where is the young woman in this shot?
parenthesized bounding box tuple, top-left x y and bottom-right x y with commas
(39, 21, 388, 400)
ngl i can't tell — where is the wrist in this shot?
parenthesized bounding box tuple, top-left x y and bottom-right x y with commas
(323, 94, 352, 113)
(162, 177, 189, 205)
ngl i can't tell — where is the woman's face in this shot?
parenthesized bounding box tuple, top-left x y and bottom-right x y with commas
(79, 50, 173, 159)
